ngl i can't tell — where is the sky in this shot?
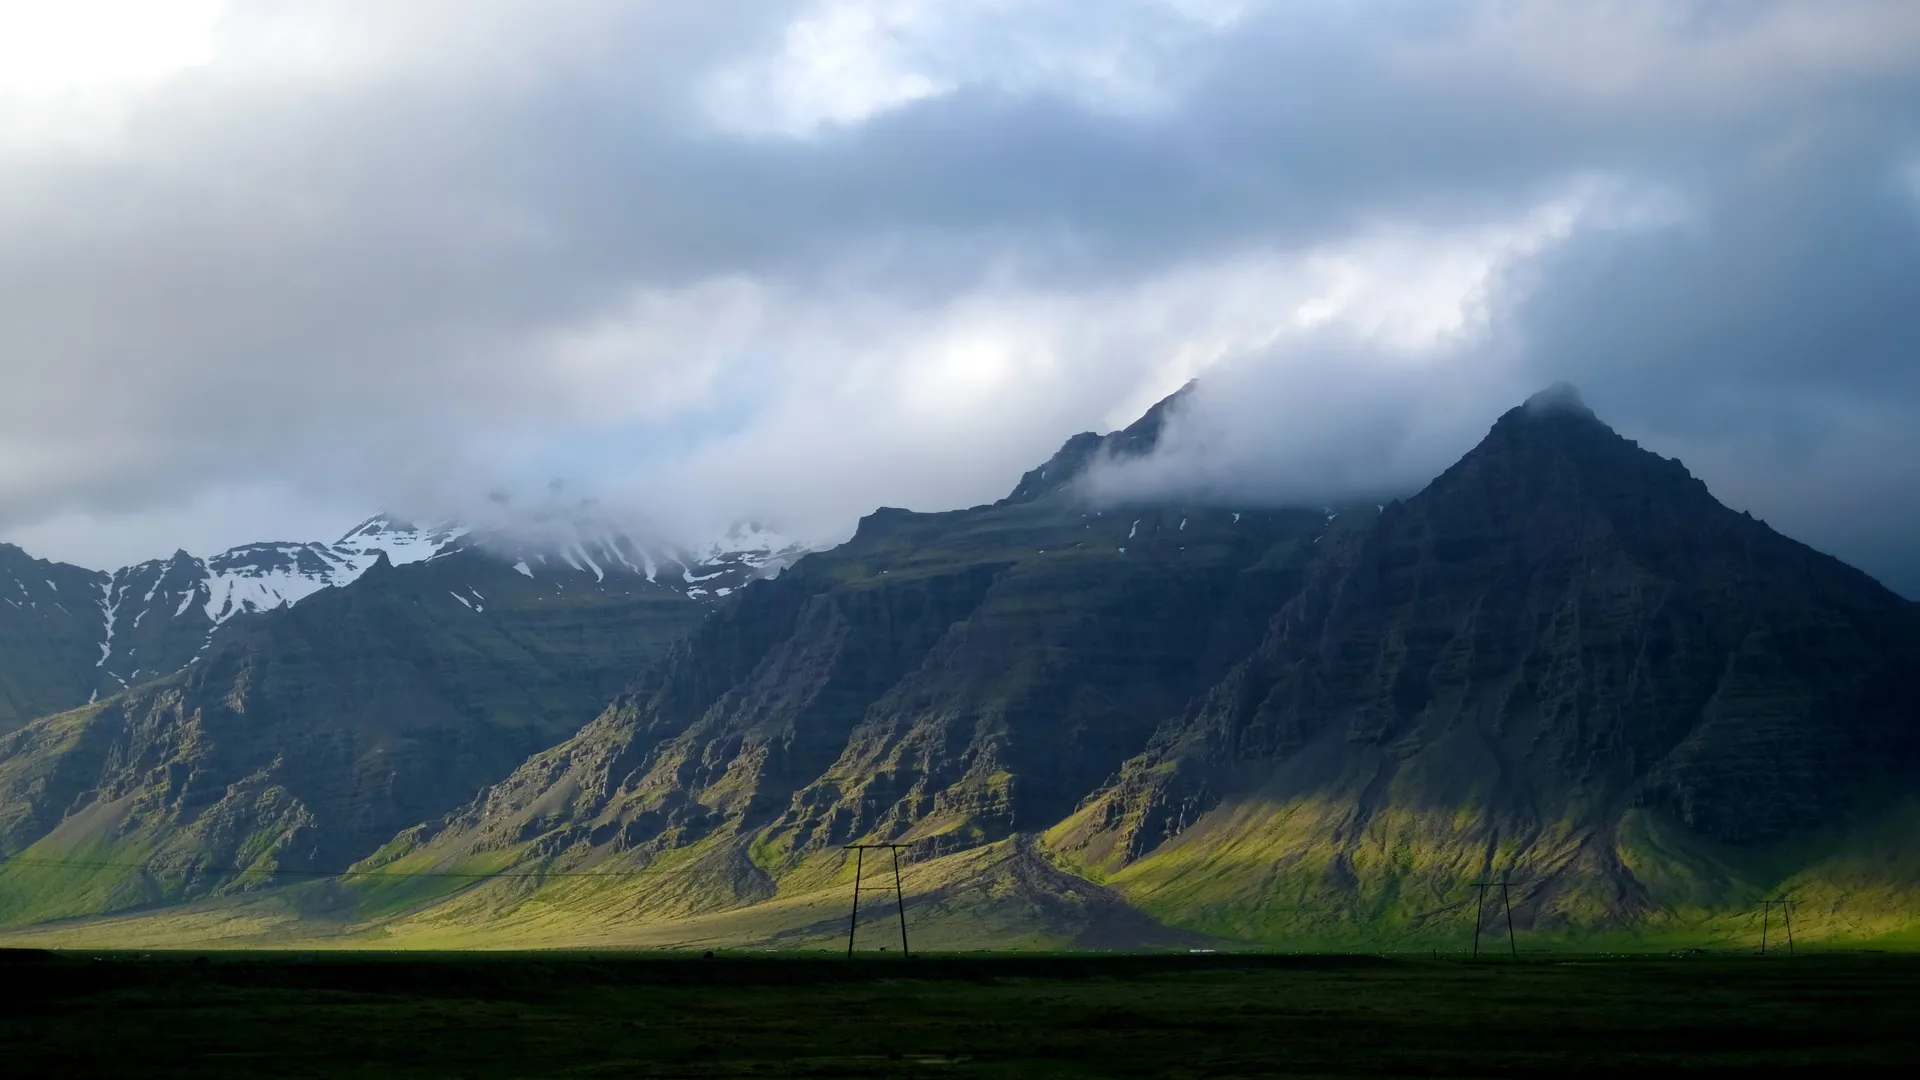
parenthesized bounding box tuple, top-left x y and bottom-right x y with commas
(0, 1, 1917, 597)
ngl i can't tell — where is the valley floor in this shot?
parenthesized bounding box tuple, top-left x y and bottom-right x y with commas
(1, 950, 1916, 1077)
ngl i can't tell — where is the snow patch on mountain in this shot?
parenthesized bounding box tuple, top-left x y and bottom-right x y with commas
(66, 512, 818, 690)
(683, 521, 809, 576)
(466, 515, 807, 594)
(95, 579, 117, 666)
(334, 516, 469, 567)
(191, 518, 470, 625)
(84, 518, 472, 685)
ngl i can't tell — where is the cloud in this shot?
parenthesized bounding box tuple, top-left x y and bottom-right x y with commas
(1076, 178, 1670, 508)
(0, 1, 1914, 598)
(1396, 0, 1920, 109)
(0, 0, 223, 149)
(699, 0, 1252, 138)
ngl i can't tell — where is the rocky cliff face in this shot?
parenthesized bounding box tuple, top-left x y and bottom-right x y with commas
(382, 386, 1920, 944)
(381, 398, 1380, 891)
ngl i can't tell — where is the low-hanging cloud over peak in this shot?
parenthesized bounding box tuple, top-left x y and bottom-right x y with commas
(0, 1, 1915, 597)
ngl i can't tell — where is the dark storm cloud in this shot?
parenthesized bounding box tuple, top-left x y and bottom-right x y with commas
(0, 1, 1917, 595)
(1507, 124, 1920, 596)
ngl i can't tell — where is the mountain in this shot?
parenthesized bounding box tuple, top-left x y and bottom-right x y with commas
(324, 402, 1385, 940)
(0, 517, 467, 733)
(335, 385, 1920, 950)
(0, 514, 815, 922)
(1046, 386, 1920, 943)
(3, 385, 1918, 949)
(0, 544, 714, 921)
(0, 515, 810, 734)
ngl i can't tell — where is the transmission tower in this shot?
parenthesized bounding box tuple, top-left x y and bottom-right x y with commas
(842, 843, 912, 959)
(1759, 898, 1795, 956)
(1467, 879, 1519, 959)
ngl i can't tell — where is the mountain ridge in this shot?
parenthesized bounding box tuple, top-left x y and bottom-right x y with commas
(360, 387, 1920, 948)
(3, 385, 1918, 950)
(0, 514, 815, 733)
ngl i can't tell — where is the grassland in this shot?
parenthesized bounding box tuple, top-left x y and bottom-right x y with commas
(5, 822, 1920, 956)
(2, 950, 1916, 1077)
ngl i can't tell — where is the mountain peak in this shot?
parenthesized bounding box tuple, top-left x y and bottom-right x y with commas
(1483, 382, 1613, 446)
(1112, 378, 1197, 455)
(1522, 380, 1595, 421)
(1406, 382, 1744, 564)
(1002, 380, 1197, 504)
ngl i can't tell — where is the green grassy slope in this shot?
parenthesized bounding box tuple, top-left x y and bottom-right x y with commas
(0, 837, 1217, 952)
(1043, 788, 1920, 950)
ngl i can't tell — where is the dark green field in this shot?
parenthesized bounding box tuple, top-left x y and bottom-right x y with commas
(3, 950, 1917, 1077)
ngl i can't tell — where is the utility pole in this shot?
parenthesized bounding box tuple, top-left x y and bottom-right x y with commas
(846, 846, 863, 960)
(842, 843, 912, 959)
(1503, 881, 1516, 957)
(1468, 880, 1519, 959)
(1472, 879, 1485, 958)
(1759, 898, 1795, 956)
(891, 844, 911, 957)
